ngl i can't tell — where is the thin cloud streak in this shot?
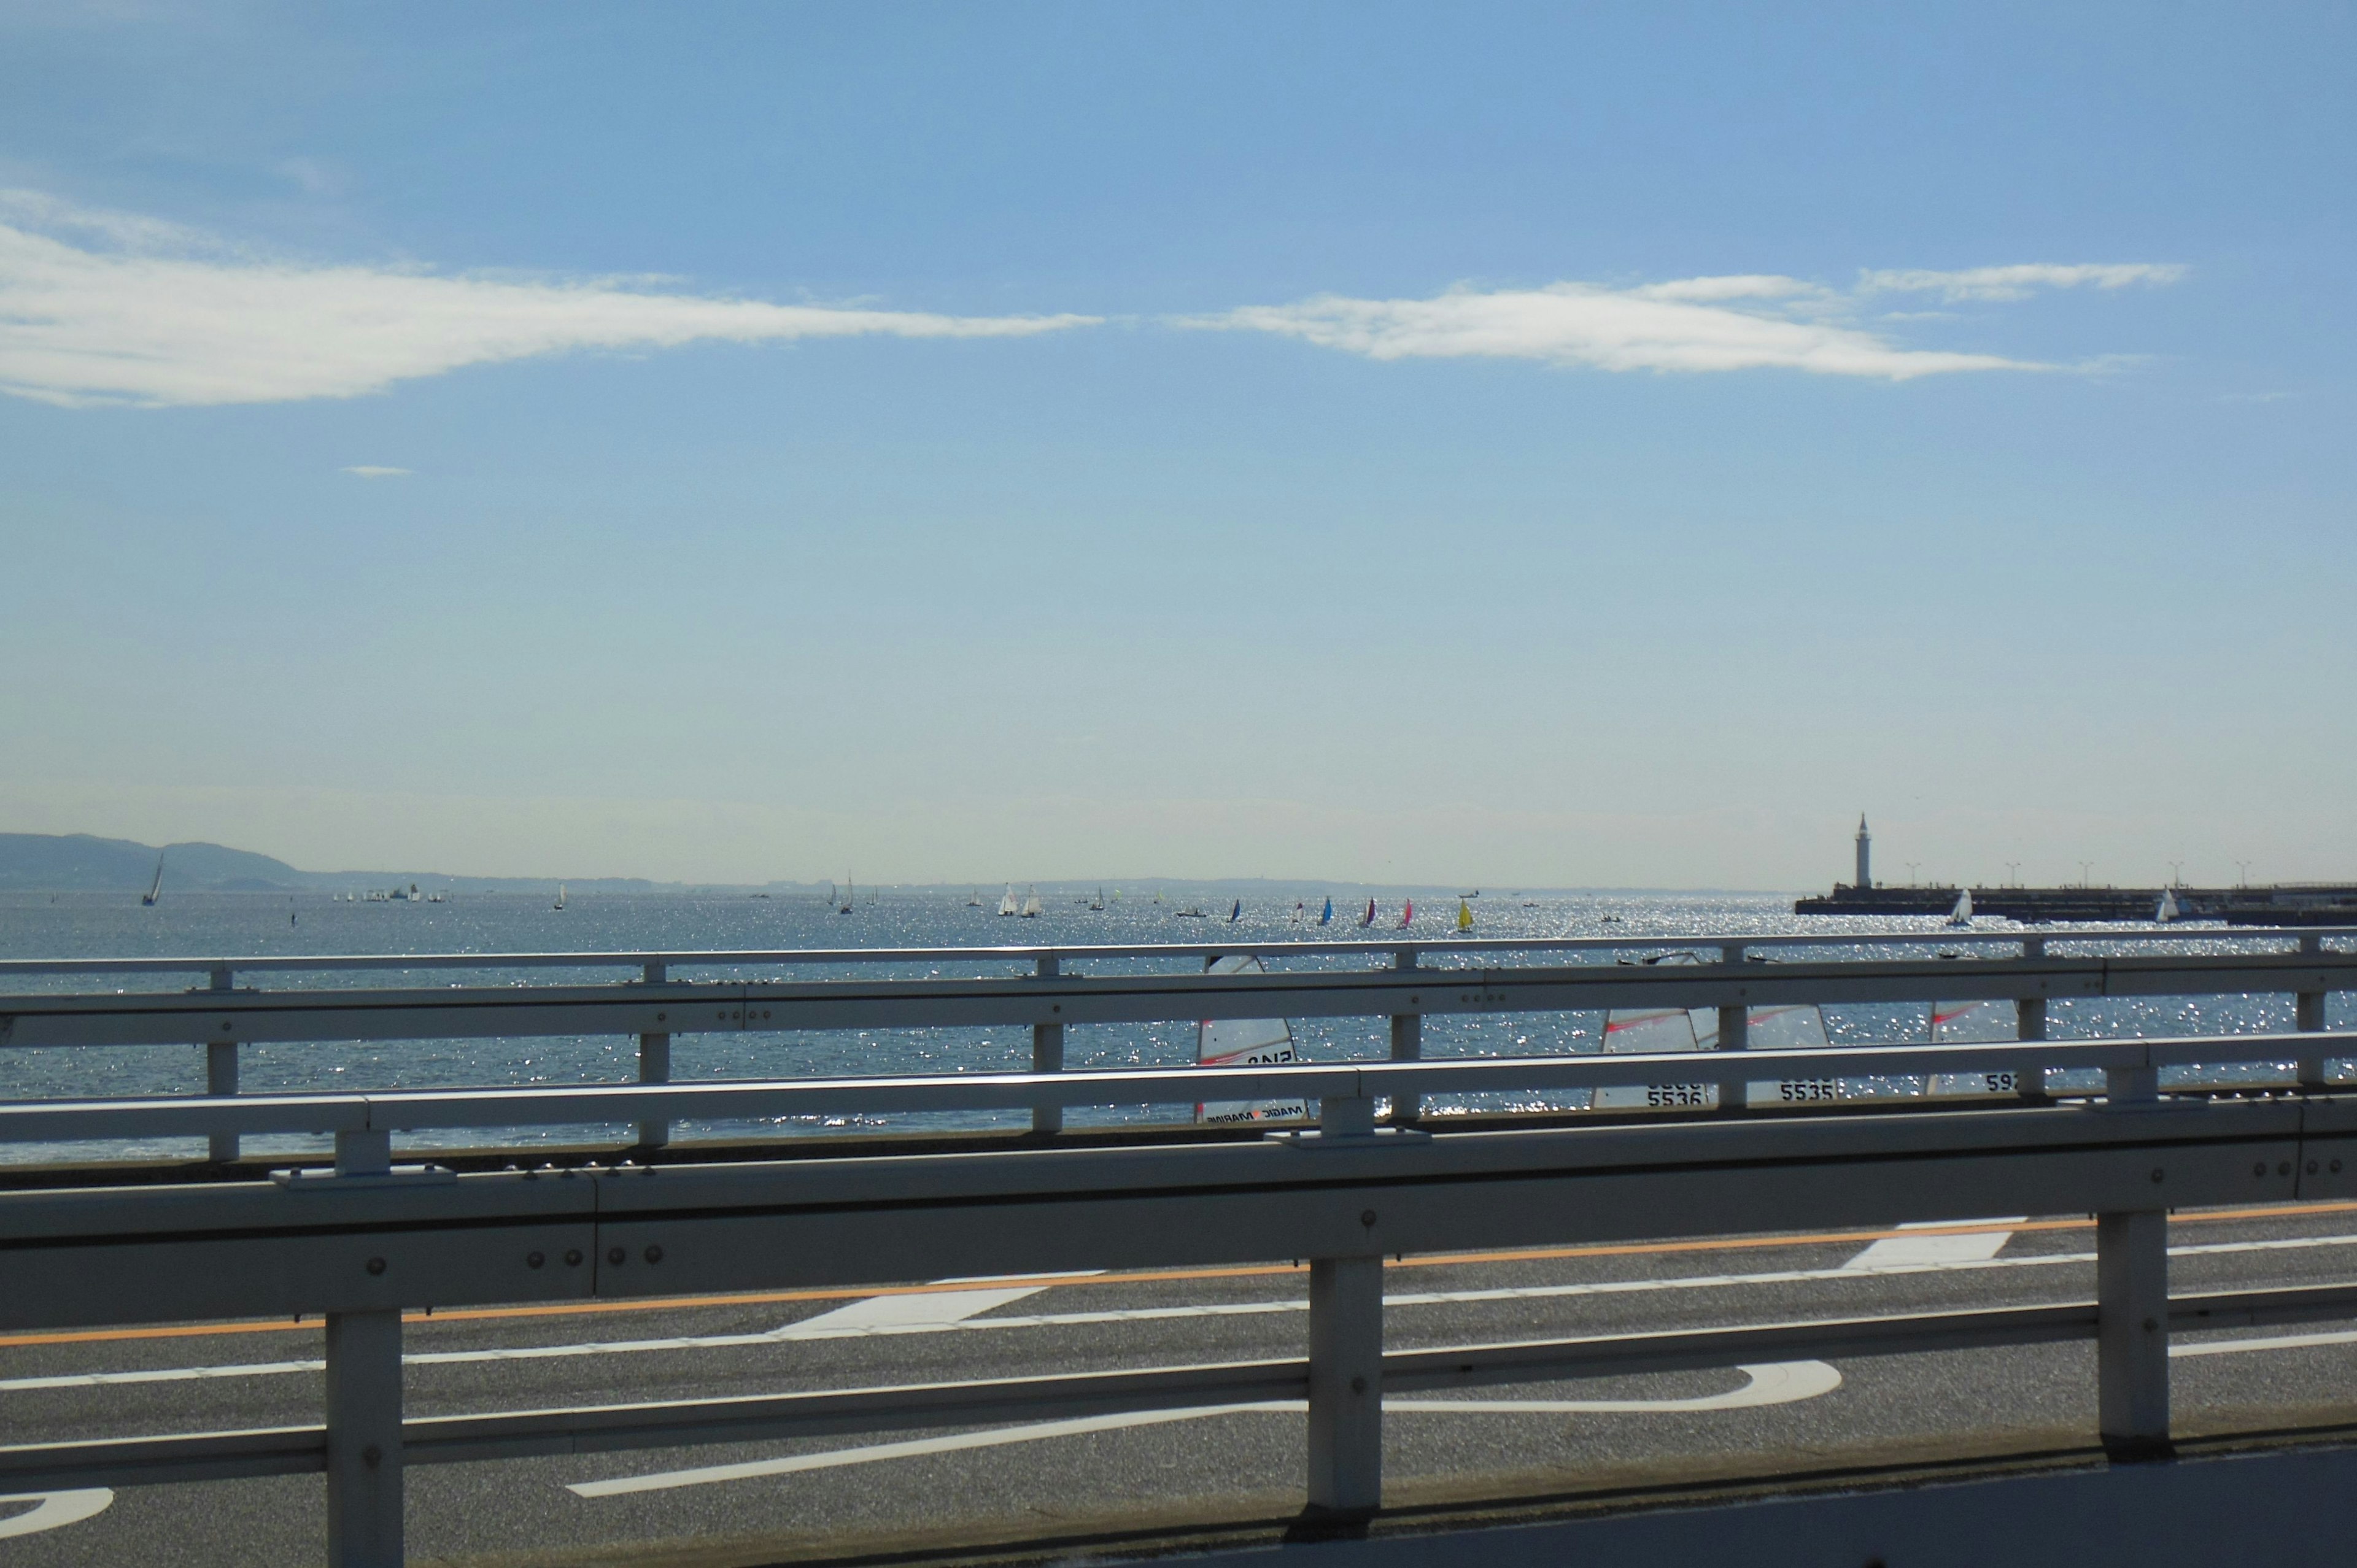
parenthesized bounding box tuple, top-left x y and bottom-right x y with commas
(1191, 263, 2184, 380)
(0, 193, 1098, 408)
(341, 466, 411, 477)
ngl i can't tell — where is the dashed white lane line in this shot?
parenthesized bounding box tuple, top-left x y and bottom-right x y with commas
(0, 1489, 113, 1539)
(12, 1235, 2357, 1393)
(565, 1361, 1848, 1497)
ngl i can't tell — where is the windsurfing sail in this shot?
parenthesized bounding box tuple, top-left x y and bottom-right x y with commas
(1456, 898, 1473, 932)
(1229, 898, 1242, 922)
(1196, 955, 1307, 1124)
(998, 884, 1019, 916)
(1319, 897, 1333, 926)
(141, 852, 164, 907)
(1945, 889, 1973, 926)
(1927, 998, 2024, 1098)
(2157, 887, 2180, 923)
(553, 883, 566, 910)
(1398, 898, 1414, 928)
(1360, 898, 1377, 927)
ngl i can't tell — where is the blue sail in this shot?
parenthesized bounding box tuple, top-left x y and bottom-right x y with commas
(1228, 898, 1242, 922)
(1318, 897, 1333, 925)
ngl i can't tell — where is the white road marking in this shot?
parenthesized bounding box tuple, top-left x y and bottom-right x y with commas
(2173, 1328, 2357, 1359)
(774, 1273, 1091, 1336)
(0, 1489, 113, 1539)
(12, 1234, 2357, 1394)
(567, 1361, 1843, 1497)
(1841, 1219, 2024, 1272)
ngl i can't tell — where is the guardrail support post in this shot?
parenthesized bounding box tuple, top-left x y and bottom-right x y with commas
(1390, 949, 1421, 1126)
(2297, 935, 2330, 1091)
(637, 961, 671, 1150)
(326, 1124, 402, 1567)
(2017, 937, 2051, 1101)
(2097, 1208, 2171, 1461)
(325, 1307, 404, 1568)
(1032, 956, 1064, 1135)
(1306, 1253, 1383, 1516)
(206, 965, 239, 1164)
(1716, 944, 1747, 1110)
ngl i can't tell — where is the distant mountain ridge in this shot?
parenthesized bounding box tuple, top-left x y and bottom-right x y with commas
(0, 833, 665, 894)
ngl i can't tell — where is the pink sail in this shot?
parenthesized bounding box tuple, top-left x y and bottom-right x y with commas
(1399, 899, 1414, 927)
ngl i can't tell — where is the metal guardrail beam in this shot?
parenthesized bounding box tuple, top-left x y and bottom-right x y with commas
(0, 1032, 2347, 1143)
(0, 924, 2348, 980)
(6, 950, 2355, 1051)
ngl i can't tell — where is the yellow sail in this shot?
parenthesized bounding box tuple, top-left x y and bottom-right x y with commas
(1457, 898, 1473, 930)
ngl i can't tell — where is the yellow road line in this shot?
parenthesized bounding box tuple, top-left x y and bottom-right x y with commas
(6, 1199, 2352, 1351)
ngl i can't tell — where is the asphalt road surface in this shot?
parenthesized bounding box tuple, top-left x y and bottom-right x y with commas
(9, 1200, 2357, 1566)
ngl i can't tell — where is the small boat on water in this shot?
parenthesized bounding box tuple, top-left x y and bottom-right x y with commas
(1318, 897, 1333, 926)
(1090, 888, 1107, 911)
(1359, 898, 1377, 928)
(1398, 898, 1415, 929)
(968, 890, 984, 908)
(1175, 905, 1207, 918)
(2156, 887, 2181, 923)
(553, 883, 566, 911)
(1228, 899, 1243, 922)
(1457, 898, 1474, 931)
(840, 874, 857, 914)
(997, 884, 1019, 916)
(141, 852, 164, 907)
(1945, 889, 1973, 928)
(1021, 887, 1043, 918)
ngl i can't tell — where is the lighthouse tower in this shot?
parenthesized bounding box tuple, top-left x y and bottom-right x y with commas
(1854, 814, 1872, 889)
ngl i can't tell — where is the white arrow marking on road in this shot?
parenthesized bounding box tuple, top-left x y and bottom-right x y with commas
(566, 1361, 1844, 1497)
(0, 1489, 113, 1539)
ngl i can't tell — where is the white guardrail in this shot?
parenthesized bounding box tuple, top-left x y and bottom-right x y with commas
(1, 929, 2355, 1568)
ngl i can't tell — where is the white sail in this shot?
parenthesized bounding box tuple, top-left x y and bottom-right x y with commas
(1197, 956, 1307, 1124)
(1020, 887, 1043, 918)
(2157, 887, 2180, 923)
(997, 884, 1019, 916)
(553, 882, 565, 910)
(1946, 889, 1973, 925)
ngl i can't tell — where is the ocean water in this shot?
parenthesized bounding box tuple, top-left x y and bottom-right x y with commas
(0, 888, 2342, 1162)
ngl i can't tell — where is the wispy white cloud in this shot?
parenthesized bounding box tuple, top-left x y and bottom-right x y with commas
(0, 192, 1099, 408)
(1193, 281, 2024, 379)
(1858, 262, 2188, 303)
(341, 465, 410, 478)
(1190, 261, 2185, 379)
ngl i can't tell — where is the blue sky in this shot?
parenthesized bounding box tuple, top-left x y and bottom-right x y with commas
(2, 2, 2352, 887)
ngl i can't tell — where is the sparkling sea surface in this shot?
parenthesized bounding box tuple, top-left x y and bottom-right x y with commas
(0, 888, 2343, 1163)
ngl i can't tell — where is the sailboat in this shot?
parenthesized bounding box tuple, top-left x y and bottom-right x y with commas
(2156, 887, 2181, 923)
(997, 884, 1019, 916)
(1318, 897, 1333, 926)
(141, 852, 164, 907)
(1021, 886, 1043, 918)
(1360, 898, 1377, 928)
(1227, 898, 1242, 922)
(1945, 888, 1973, 928)
(1090, 888, 1106, 911)
(968, 890, 984, 908)
(1457, 898, 1474, 932)
(553, 883, 566, 911)
(840, 873, 856, 914)
(1291, 901, 1304, 924)
(1398, 898, 1415, 929)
